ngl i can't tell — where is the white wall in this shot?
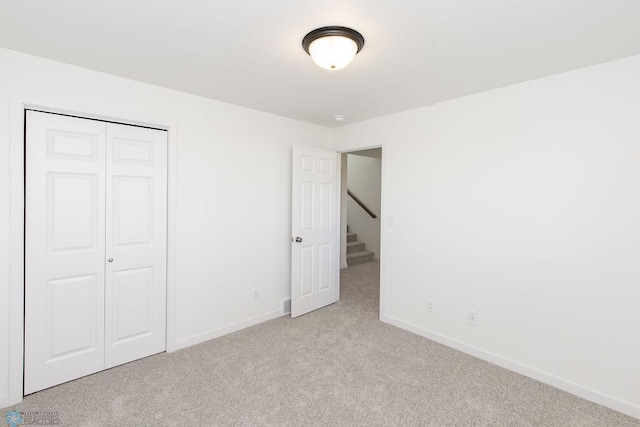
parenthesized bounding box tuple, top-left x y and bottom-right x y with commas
(0, 48, 331, 405)
(332, 55, 640, 418)
(347, 152, 381, 260)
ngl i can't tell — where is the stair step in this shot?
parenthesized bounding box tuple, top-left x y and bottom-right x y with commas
(347, 241, 366, 254)
(347, 250, 375, 266)
(347, 232, 357, 243)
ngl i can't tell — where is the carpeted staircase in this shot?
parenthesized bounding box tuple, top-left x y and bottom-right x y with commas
(346, 225, 375, 265)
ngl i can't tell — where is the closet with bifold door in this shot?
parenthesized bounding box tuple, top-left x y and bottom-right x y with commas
(24, 110, 168, 394)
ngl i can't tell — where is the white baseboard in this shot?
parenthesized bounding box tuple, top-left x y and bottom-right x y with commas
(174, 309, 285, 351)
(0, 394, 9, 409)
(381, 314, 640, 420)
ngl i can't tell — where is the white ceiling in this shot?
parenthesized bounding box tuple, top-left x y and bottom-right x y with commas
(1, 1, 640, 128)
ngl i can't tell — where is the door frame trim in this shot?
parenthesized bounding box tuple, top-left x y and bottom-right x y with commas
(8, 95, 178, 406)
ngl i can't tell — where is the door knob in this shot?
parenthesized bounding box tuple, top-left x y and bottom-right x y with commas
(295, 237, 303, 243)
(108, 258, 114, 262)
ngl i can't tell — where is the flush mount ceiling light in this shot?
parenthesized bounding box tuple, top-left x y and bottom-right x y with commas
(302, 26, 365, 71)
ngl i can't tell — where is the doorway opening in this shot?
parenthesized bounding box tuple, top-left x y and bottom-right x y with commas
(339, 147, 382, 315)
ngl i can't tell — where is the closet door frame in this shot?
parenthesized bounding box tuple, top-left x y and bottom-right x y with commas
(7, 95, 178, 407)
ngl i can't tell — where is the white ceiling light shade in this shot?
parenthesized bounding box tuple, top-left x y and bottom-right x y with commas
(302, 26, 365, 70)
(309, 36, 357, 70)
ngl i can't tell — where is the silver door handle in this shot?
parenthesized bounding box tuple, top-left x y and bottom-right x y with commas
(294, 237, 303, 243)
(108, 258, 114, 262)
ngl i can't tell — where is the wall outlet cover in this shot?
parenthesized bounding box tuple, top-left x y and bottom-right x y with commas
(468, 311, 479, 326)
(426, 299, 434, 313)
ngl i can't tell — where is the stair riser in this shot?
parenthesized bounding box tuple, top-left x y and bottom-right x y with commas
(347, 253, 374, 265)
(347, 242, 366, 254)
(347, 233, 357, 243)
(347, 250, 375, 266)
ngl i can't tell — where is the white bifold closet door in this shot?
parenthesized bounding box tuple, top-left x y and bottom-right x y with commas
(104, 122, 167, 369)
(25, 111, 167, 394)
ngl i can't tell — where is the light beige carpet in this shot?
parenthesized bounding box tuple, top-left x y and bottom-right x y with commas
(9, 262, 639, 426)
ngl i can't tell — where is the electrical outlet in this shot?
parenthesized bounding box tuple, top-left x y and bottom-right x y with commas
(426, 299, 434, 313)
(252, 288, 260, 300)
(468, 311, 479, 326)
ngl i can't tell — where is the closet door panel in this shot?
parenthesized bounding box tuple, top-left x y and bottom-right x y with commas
(24, 111, 107, 394)
(105, 123, 167, 369)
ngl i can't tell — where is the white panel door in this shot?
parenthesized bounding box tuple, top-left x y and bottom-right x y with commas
(25, 111, 107, 394)
(291, 146, 340, 318)
(105, 123, 167, 368)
